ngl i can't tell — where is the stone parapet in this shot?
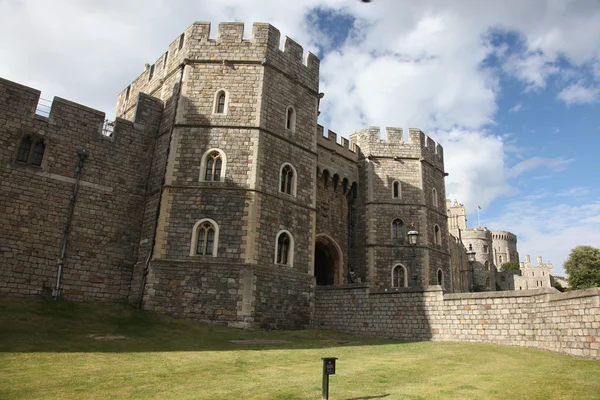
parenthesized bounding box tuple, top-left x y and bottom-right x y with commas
(314, 286, 600, 359)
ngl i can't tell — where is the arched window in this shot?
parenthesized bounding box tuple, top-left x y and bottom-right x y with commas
(485, 277, 491, 289)
(285, 106, 296, 132)
(200, 149, 226, 182)
(392, 181, 401, 199)
(434, 224, 441, 245)
(275, 230, 294, 266)
(16, 136, 45, 166)
(213, 89, 228, 114)
(31, 140, 45, 166)
(16, 136, 32, 162)
(392, 264, 407, 288)
(342, 178, 349, 194)
(323, 170, 329, 187)
(484, 261, 490, 271)
(432, 188, 438, 207)
(392, 219, 404, 241)
(279, 164, 296, 196)
(190, 219, 219, 257)
(332, 174, 339, 191)
(437, 269, 444, 287)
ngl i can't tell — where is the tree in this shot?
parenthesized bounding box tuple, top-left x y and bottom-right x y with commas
(564, 245, 600, 290)
(552, 277, 566, 292)
(501, 262, 520, 271)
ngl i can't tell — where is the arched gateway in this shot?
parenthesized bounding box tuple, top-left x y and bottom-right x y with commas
(314, 234, 343, 285)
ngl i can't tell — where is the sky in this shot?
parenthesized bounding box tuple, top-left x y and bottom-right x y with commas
(1, 0, 599, 276)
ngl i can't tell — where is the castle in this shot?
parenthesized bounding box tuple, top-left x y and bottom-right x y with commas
(446, 199, 557, 292)
(0, 21, 450, 329)
(2, 22, 599, 360)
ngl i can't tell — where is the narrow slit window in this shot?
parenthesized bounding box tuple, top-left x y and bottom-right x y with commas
(280, 165, 294, 194)
(277, 233, 291, 265)
(393, 181, 400, 198)
(216, 92, 226, 114)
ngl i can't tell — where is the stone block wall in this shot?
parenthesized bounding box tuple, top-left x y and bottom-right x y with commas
(0, 78, 162, 301)
(314, 285, 600, 359)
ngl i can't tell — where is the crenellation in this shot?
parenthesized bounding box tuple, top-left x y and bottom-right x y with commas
(385, 127, 403, 142)
(217, 22, 245, 43)
(317, 125, 359, 162)
(9, 21, 597, 361)
(283, 36, 304, 64)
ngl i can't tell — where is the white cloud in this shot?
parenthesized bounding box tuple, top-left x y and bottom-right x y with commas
(502, 52, 559, 91)
(487, 197, 600, 276)
(557, 81, 600, 104)
(1, 0, 600, 275)
(436, 129, 513, 212)
(509, 103, 523, 113)
(508, 157, 573, 178)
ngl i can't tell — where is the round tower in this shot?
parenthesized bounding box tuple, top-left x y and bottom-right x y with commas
(491, 230, 519, 269)
(461, 227, 495, 291)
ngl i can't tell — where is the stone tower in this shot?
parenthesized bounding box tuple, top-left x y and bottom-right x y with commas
(1, 20, 453, 328)
(349, 127, 451, 290)
(491, 230, 519, 268)
(461, 227, 495, 291)
(119, 22, 321, 330)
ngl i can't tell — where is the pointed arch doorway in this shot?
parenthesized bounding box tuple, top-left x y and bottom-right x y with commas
(314, 234, 343, 286)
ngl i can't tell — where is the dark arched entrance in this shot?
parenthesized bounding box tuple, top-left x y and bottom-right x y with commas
(314, 235, 342, 286)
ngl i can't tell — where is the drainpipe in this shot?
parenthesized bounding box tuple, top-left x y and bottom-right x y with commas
(53, 149, 88, 299)
(137, 61, 187, 309)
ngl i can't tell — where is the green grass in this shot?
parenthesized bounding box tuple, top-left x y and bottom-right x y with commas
(1, 298, 599, 399)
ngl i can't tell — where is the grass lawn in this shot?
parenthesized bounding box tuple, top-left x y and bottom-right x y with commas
(0, 298, 598, 399)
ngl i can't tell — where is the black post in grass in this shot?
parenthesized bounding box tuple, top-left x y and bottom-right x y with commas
(321, 357, 337, 400)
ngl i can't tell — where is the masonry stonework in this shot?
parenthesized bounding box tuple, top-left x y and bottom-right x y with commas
(315, 286, 600, 359)
(2, 21, 597, 359)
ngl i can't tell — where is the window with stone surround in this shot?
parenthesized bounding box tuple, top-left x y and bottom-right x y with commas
(392, 264, 407, 287)
(16, 135, 45, 167)
(279, 163, 297, 196)
(432, 188, 438, 207)
(483, 244, 489, 253)
(285, 106, 296, 132)
(437, 269, 444, 287)
(199, 149, 226, 182)
(433, 224, 441, 245)
(391, 219, 404, 241)
(392, 181, 401, 199)
(190, 219, 219, 257)
(485, 261, 490, 271)
(213, 89, 229, 114)
(485, 277, 491, 289)
(275, 230, 294, 266)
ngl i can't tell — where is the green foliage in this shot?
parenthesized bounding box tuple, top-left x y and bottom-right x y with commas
(564, 245, 600, 290)
(552, 277, 566, 292)
(502, 262, 520, 271)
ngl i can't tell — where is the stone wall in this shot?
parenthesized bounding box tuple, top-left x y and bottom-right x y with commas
(0, 78, 162, 302)
(314, 285, 600, 359)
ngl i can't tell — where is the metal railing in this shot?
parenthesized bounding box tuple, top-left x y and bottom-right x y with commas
(35, 97, 52, 117)
(102, 119, 115, 137)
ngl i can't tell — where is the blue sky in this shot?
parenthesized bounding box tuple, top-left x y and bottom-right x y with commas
(1, 0, 599, 276)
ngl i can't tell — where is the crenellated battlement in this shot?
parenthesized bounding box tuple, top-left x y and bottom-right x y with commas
(317, 125, 359, 161)
(0, 77, 162, 143)
(348, 126, 444, 168)
(116, 21, 320, 117)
